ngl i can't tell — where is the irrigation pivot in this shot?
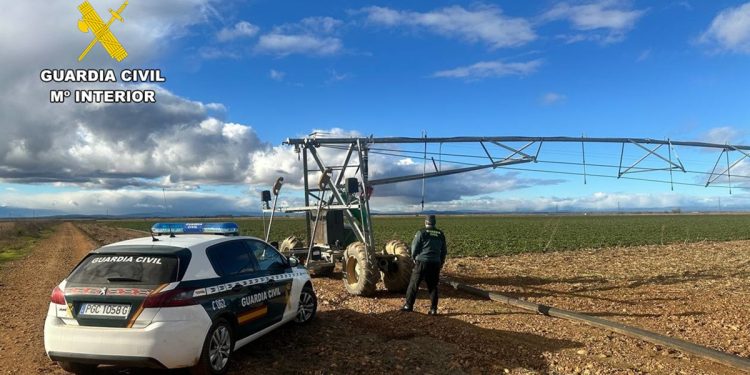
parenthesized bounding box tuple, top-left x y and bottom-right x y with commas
(260, 134, 750, 297)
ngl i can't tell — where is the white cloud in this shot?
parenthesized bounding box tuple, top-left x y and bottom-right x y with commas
(0, 0, 282, 190)
(0, 1, 379, 194)
(198, 46, 239, 60)
(0, 84, 275, 188)
(255, 16, 344, 56)
(326, 69, 351, 83)
(0, 189, 257, 216)
(257, 34, 341, 56)
(699, 2, 750, 54)
(357, 5, 536, 49)
(636, 48, 651, 62)
(702, 126, 745, 145)
(294, 17, 343, 34)
(542, 0, 646, 44)
(433, 59, 542, 80)
(7, 189, 747, 216)
(269, 69, 285, 81)
(217, 21, 259, 42)
(0, 0, 217, 85)
(392, 192, 750, 213)
(540, 92, 566, 105)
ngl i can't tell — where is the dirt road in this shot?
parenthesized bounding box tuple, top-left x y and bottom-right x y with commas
(1, 223, 748, 374)
(0, 223, 95, 374)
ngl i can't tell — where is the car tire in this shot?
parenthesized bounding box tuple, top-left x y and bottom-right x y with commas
(190, 318, 234, 375)
(294, 284, 317, 324)
(58, 361, 97, 374)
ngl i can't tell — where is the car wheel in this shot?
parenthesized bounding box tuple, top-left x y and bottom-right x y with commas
(294, 284, 317, 324)
(191, 318, 234, 375)
(58, 361, 97, 374)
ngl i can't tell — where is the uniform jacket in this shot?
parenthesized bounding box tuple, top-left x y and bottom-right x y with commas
(411, 226, 447, 264)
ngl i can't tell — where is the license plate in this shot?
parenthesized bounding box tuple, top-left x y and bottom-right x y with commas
(79, 303, 131, 318)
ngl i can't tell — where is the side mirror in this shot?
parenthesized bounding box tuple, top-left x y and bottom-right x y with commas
(288, 256, 299, 267)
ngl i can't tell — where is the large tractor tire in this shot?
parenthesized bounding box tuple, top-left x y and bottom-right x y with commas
(382, 240, 414, 293)
(279, 236, 303, 255)
(343, 242, 380, 296)
(280, 235, 305, 263)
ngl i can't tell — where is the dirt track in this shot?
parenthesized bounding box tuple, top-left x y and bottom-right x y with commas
(1, 223, 749, 374)
(0, 223, 95, 374)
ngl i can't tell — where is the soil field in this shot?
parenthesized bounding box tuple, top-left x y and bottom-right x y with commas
(108, 214, 750, 256)
(0, 222, 748, 374)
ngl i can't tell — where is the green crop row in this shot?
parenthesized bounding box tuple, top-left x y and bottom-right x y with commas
(105, 214, 750, 257)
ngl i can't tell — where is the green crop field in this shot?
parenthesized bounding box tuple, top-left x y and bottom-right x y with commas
(106, 214, 750, 257)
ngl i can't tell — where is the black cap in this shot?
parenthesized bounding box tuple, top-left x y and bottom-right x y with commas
(425, 215, 436, 226)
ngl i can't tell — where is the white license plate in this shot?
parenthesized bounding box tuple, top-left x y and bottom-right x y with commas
(79, 303, 131, 318)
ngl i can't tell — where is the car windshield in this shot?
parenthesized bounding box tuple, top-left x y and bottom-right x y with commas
(67, 254, 179, 285)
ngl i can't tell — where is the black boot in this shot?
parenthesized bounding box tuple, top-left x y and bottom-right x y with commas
(428, 308, 437, 315)
(400, 305, 413, 312)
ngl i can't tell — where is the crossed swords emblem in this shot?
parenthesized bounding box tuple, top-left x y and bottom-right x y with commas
(77, 0, 129, 62)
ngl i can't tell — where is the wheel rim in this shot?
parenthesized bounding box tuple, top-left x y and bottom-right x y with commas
(208, 325, 231, 371)
(345, 256, 360, 285)
(296, 290, 315, 322)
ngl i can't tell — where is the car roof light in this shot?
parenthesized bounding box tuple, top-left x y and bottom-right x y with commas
(150, 222, 239, 236)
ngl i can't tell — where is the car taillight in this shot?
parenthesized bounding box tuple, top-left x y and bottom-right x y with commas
(143, 288, 197, 308)
(50, 286, 66, 305)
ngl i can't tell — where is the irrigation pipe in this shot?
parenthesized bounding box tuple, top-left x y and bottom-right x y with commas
(442, 278, 750, 372)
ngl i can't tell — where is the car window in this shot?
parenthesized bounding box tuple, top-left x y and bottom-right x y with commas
(67, 254, 178, 285)
(206, 240, 257, 276)
(245, 240, 287, 271)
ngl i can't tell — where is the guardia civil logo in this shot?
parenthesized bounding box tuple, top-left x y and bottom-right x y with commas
(77, 0, 129, 62)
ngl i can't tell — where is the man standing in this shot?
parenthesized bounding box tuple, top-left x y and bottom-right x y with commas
(401, 215, 447, 315)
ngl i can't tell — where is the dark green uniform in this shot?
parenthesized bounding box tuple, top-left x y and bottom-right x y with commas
(404, 226, 447, 311)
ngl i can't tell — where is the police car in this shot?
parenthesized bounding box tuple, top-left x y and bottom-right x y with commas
(44, 222, 316, 374)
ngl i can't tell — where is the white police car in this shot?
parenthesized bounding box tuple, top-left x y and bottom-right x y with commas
(44, 222, 316, 374)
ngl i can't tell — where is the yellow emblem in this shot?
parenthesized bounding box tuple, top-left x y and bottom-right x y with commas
(77, 0, 129, 62)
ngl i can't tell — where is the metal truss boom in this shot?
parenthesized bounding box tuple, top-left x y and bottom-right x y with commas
(278, 134, 750, 257)
(285, 136, 750, 151)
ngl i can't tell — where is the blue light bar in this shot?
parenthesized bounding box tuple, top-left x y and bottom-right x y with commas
(151, 222, 239, 235)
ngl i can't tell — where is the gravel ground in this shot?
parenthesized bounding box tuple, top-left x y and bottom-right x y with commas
(1, 223, 748, 374)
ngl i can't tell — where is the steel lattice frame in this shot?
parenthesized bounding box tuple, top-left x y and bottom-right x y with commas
(283, 135, 750, 254)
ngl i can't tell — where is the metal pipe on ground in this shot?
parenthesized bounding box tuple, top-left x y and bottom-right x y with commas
(442, 279, 750, 373)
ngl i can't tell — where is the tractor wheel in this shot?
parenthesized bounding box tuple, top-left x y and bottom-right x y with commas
(382, 240, 414, 293)
(280, 236, 305, 263)
(343, 242, 380, 296)
(279, 236, 303, 255)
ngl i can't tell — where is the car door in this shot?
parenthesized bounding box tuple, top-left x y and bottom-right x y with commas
(203, 240, 265, 340)
(244, 239, 295, 327)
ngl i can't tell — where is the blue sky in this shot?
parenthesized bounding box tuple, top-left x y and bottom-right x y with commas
(1, 0, 750, 216)
(162, 1, 747, 143)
